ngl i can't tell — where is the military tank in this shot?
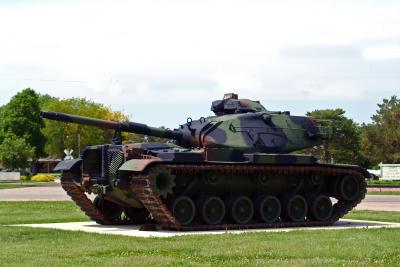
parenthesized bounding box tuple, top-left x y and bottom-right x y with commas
(41, 93, 367, 230)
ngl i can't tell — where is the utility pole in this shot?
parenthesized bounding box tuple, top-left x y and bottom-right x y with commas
(77, 133, 81, 156)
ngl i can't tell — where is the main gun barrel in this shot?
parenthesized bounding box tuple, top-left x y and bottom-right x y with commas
(40, 111, 183, 140)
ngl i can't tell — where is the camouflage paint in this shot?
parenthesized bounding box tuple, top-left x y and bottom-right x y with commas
(42, 94, 326, 155)
(119, 158, 162, 172)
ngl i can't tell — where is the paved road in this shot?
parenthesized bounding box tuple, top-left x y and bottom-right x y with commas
(0, 185, 70, 201)
(1, 186, 400, 211)
(355, 195, 400, 212)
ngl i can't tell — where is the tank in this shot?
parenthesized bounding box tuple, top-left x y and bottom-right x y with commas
(40, 93, 367, 230)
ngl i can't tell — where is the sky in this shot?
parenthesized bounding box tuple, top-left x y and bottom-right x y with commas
(0, 0, 400, 128)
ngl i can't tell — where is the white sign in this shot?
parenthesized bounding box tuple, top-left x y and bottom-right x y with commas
(64, 149, 74, 160)
(0, 172, 20, 181)
(380, 164, 400, 180)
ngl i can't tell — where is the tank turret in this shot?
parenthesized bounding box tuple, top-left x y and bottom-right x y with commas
(41, 93, 330, 153)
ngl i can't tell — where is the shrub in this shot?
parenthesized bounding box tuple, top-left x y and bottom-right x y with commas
(31, 174, 54, 182)
(20, 175, 30, 181)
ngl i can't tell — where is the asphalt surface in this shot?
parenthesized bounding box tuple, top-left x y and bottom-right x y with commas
(0, 185, 70, 201)
(355, 195, 400, 212)
(0, 185, 400, 211)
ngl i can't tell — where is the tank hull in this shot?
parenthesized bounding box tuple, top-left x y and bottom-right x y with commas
(57, 143, 367, 230)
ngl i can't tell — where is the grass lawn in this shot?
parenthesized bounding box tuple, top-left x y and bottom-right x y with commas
(1, 225, 400, 266)
(1, 201, 400, 266)
(367, 191, 400, 195)
(367, 179, 400, 186)
(343, 210, 400, 223)
(0, 201, 88, 225)
(0, 181, 56, 190)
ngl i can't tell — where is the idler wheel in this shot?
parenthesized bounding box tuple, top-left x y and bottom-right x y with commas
(257, 195, 281, 223)
(94, 196, 123, 221)
(339, 175, 360, 201)
(171, 196, 196, 225)
(200, 196, 225, 225)
(229, 196, 254, 224)
(283, 194, 308, 222)
(308, 195, 333, 221)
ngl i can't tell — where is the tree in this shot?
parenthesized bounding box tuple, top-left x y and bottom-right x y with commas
(360, 95, 400, 165)
(0, 135, 35, 170)
(305, 109, 364, 165)
(0, 88, 45, 158)
(42, 97, 138, 158)
(38, 93, 58, 108)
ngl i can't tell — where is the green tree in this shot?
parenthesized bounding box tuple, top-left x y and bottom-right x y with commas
(306, 109, 364, 165)
(0, 88, 45, 158)
(0, 135, 35, 170)
(38, 93, 58, 108)
(42, 97, 136, 158)
(0, 105, 4, 142)
(361, 95, 400, 165)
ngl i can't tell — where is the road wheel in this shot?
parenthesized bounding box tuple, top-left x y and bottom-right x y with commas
(199, 196, 225, 225)
(229, 196, 254, 224)
(283, 194, 308, 222)
(308, 195, 333, 221)
(171, 196, 195, 225)
(257, 195, 281, 223)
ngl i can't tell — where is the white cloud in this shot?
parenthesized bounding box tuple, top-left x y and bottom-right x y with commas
(1, 0, 400, 126)
(362, 46, 400, 60)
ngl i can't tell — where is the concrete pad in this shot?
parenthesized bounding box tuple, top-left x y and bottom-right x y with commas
(14, 219, 400, 238)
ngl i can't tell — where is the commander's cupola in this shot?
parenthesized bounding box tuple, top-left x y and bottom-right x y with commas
(211, 93, 267, 116)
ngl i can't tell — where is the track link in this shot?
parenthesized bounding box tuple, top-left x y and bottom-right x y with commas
(129, 164, 366, 231)
(61, 173, 113, 225)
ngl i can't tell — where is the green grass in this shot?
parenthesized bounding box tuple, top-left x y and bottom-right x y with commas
(0, 201, 89, 225)
(1, 226, 400, 266)
(367, 179, 400, 186)
(1, 202, 400, 266)
(343, 210, 400, 223)
(0, 181, 56, 190)
(367, 191, 400, 195)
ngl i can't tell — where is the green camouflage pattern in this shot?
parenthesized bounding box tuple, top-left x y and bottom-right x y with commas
(45, 92, 335, 186)
(42, 93, 330, 157)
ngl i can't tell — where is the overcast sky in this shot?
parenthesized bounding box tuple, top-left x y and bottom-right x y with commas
(0, 0, 399, 128)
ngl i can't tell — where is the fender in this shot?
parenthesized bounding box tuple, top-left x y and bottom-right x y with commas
(119, 158, 162, 172)
(54, 159, 82, 172)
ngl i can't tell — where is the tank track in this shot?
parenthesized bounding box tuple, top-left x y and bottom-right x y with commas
(61, 164, 366, 231)
(130, 164, 366, 231)
(61, 173, 149, 225)
(61, 173, 114, 225)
